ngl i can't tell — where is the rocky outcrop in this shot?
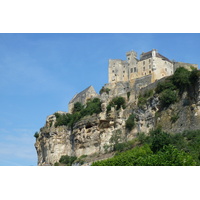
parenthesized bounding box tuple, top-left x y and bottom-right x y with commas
(35, 77, 200, 166)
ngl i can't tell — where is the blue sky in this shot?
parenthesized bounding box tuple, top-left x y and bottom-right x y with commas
(0, 33, 200, 166)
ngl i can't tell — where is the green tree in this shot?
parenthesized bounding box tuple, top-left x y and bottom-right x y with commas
(149, 127, 172, 153)
(34, 132, 39, 138)
(73, 102, 84, 113)
(160, 89, 177, 107)
(172, 67, 191, 92)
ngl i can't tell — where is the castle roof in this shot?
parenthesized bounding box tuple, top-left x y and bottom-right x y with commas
(69, 85, 96, 104)
(140, 50, 172, 63)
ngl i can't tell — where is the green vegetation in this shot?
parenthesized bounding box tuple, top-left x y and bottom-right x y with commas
(127, 91, 130, 101)
(92, 128, 200, 166)
(172, 67, 191, 92)
(59, 155, 77, 166)
(125, 114, 136, 131)
(107, 96, 126, 112)
(171, 113, 179, 123)
(155, 80, 176, 94)
(55, 154, 87, 166)
(34, 132, 39, 138)
(75, 155, 87, 165)
(160, 89, 177, 107)
(155, 67, 200, 108)
(54, 98, 102, 128)
(138, 89, 153, 107)
(99, 87, 110, 95)
(72, 102, 84, 113)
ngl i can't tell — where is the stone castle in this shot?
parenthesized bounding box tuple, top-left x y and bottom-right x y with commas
(35, 49, 200, 166)
(68, 49, 198, 113)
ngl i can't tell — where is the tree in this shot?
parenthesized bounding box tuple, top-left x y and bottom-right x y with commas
(172, 67, 191, 91)
(160, 89, 177, 107)
(73, 102, 84, 113)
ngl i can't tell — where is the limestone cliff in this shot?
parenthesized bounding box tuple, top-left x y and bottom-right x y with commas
(35, 76, 200, 166)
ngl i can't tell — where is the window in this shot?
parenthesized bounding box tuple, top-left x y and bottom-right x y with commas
(115, 74, 117, 76)
(143, 67, 145, 71)
(149, 59, 151, 63)
(149, 65, 151, 69)
(112, 70, 114, 73)
(131, 68, 133, 73)
(123, 71, 125, 73)
(165, 68, 167, 72)
(143, 61, 145, 65)
(149, 71, 151, 74)
(134, 67, 137, 72)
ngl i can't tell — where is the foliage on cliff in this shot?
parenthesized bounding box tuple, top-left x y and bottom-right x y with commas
(92, 128, 200, 166)
(107, 96, 126, 112)
(54, 98, 102, 128)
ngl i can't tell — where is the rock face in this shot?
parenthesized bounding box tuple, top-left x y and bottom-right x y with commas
(35, 107, 132, 166)
(35, 78, 200, 166)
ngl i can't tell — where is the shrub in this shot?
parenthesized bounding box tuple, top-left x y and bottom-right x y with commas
(54, 98, 102, 129)
(99, 87, 110, 95)
(149, 127, 172, 153)
(155, 81, 176, 94)
(107, 96, 126, 112)
(172, 67, 191, 91)
(138, 96, 147, 107)
(59, 155, 77, 166)
(73, 102, 84, 113)
(189, 68, 200, 85)
(34, 132, 39, 138)
(160, 89, 177, 107)
(137, 89, 153, 107)
(127, 92, 130, 101)
(171, 113, 179, 123)
(125, 114, 136, 131)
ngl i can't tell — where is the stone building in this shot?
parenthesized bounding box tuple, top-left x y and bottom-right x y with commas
(108, 49, 197, 84)
(68, 86, 98, 113)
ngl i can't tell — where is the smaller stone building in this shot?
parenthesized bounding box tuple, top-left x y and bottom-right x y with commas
(68, 86, 98, 113)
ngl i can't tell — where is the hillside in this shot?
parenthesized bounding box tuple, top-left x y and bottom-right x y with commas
(34, 67, 200, 166)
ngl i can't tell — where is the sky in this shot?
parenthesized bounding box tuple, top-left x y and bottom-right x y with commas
(0, 33, 200, 166)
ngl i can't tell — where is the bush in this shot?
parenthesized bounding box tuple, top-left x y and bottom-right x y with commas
(155, 81, 176, 94)
(92, 144, 196, 166)
(149, 127, 172, 153)
(172, 67, 191, 91)
(160, 89, 177, 107)
(127, 92, 130, 101)
(99, 87, 110, 95)
(171, 113, 179, 123)
(189, 68, 200, 85)
(34, 132, 39, 138)
(125, 114, 136, 131)
(54, 98, 102, 129)
(107, 96, 126, 112)
(59, 155, 77, 166)
(137, 89, 153, 107)
(73, 102, 84, 113)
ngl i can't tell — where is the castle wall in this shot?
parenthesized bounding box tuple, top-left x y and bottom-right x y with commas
(108, 59, 129, 83)
(152, 57, 173, 82)
(173, 62, 198, 72)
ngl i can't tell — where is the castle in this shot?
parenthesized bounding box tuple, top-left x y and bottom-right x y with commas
(108, 49, 197, 84)
(68, 49, 198, 113)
